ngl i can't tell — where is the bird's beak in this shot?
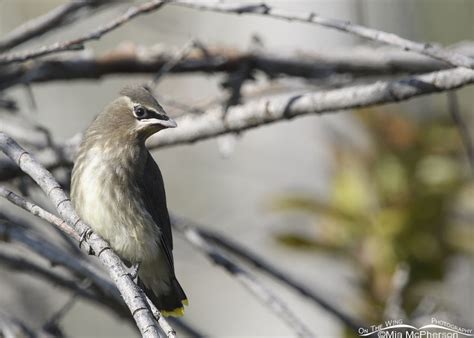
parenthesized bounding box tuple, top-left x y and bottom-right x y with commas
(142, 116, 177, 129)
(156, 116, 177, 129)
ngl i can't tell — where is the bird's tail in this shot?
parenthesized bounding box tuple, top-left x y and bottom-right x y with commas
(138, 274, 188, 317)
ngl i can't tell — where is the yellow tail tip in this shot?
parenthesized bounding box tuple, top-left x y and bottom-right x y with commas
(161, 300, 188, 317)
(162, 307, 185, 317)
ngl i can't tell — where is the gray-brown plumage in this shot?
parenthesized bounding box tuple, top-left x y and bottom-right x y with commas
(71, 86, 187, 316)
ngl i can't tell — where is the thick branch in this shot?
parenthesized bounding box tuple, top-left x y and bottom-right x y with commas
(0, 192, 206, 338)
(1, 67, 473, 182)
(173, 1, 474, 69)
(0, 187, 197, 337)
(0, 0, 109, 52)
(0, 134, 168, 338)
(0, 0, 167, 65)
(147, 67, 474, 147)
(2, 43, 474, 91)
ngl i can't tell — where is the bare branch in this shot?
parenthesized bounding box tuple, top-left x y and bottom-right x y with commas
(0, 189, 237, 337)
(0, 186, 184, 338)
(0, 0, 110, 52)
(148, 39, 198, 88)
(197, 226, 363, 330)
(0, 219, 119, 303)
(0, 310, 57, 338)
(2, 43, 474, 91)
(0, 186, 82, 245)
(0, 250, 202, 337)
(0, 219, 201, 337)
(146, 67, 474, 147)
(0, 0, 168, 65)
(0, 250, 122, 316)
(172, 1, 474, 69)
(0, 134, 168, 338)
(1, 67, 473, 182)
(171, 216, 316, 338)
(2, 176, 315, 335)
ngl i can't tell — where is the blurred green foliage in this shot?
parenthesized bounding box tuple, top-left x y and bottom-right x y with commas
(271, 109, 473, 328)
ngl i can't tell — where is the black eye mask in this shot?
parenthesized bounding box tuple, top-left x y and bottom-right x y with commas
(134, 106, 169, 121)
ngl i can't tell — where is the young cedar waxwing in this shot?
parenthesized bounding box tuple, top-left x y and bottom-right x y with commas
(71, 86, 187, 317)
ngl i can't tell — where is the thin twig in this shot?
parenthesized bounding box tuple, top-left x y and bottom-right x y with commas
(447, 91, 474, 172)
(194, 225, 362, 331)
(0, 0, 168, 65)
(148, 39, 198, 88)
(0, 0, 110, 52)
(0, 134, 168, 338)
(0, 222, 201, 337)
(0, 186, 83, 246)
(0, 250, 123, 316)
(0, 219, 119, 302)
(43, 292, 80, 332)
(173, 1, 474, 69)
(171, 216, 316, 338)
(0, 310, 56, 338)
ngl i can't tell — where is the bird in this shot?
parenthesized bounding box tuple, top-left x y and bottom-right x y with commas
(70, 85, 187, 317)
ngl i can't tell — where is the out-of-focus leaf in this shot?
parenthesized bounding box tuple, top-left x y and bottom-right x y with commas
(415, 155, 462, 188)
(447, 225, 474, 254)
(332, 159, 374, 217)
(422, 124, 460, 153)
(375, 154, 408, 202)
(373, 208, 407, 238)
(270, 108, 472, 333)
(275, 232, 347, 254)
(271, 195, 362, 223)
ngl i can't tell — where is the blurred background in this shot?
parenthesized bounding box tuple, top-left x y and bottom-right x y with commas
(0, 0, 473, 337)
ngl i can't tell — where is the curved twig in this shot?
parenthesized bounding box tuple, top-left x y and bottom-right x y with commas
(0, 0, 110, 52)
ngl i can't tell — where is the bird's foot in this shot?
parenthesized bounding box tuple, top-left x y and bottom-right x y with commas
(79, 228, 94, 255)
(129, 262, 141, 281)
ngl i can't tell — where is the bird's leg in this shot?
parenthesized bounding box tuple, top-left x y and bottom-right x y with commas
(79, 228, 94, 255)
(129, 262, 141, 281)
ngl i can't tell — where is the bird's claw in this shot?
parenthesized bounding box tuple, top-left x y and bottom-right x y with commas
(79, 229, 94, 255)
(129, 262, 141, 281)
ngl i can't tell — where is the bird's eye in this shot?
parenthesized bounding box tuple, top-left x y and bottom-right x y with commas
(134, 106, 147, 119)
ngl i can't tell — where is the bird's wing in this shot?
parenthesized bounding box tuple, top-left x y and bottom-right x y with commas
(141, 152, 174, 270)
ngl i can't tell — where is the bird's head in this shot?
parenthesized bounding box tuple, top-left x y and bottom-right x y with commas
(93, 85, 177, 142)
